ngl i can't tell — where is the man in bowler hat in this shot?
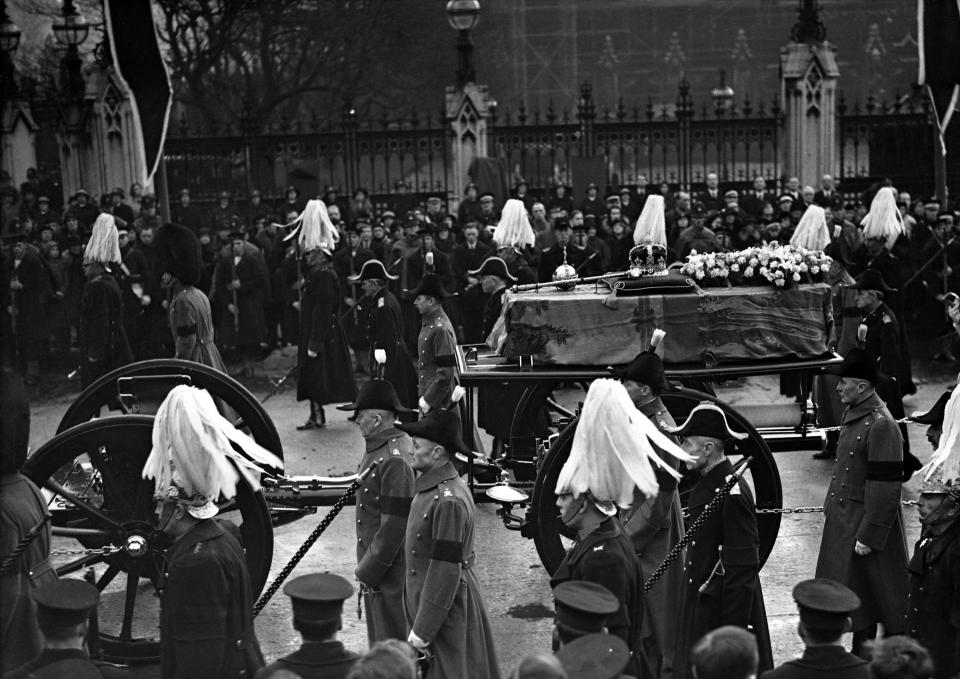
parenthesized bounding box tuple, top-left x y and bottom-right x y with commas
(337, 378, 415, 643)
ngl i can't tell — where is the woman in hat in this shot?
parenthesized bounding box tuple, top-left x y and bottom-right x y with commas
(155, 223, 225, 371)
(283, 200, 358, 429)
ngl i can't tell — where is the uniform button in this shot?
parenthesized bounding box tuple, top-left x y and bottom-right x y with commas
(417, 533, 421, 538)
(410, 569, 417, 575)
(423, 514, 428, 518)
(841, 483, 845, 487)
(831, 492, 835, 497)
(691, 541, 696, 546)
(359, 504, 364, 508)
(358, 538, 362, 542)
(689, 579, 693, 583)
(849, 452, 854, 456)
(357, 520, 361, 524)
(411, 550, 416, 555)
(376, 496, 380, 500)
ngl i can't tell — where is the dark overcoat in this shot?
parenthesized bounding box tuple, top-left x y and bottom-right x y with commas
(550, 516, 644, 678)
(0, 473, 56, 674)
(675, 458, 773, 679)
(356, 427, 415, 643)
(403, 461, 501, 679)
(361, 288, 418, 409)
(758, 646, 869, 679)
(160, 518, 264, 679)
(815, 392, 908, 632)
(254, 641, 360, 679)
(168, 285, 225, 371)
(416, 307, 458, 411)
(215, 251, 268, 349)
(622, 398, 684, 677)
(79, 271, 133, 389)
(6, 248, 48, 360)
(296, 259, 357, 405)
(907, 518, 960, 678)
(2, 648, 128, 679)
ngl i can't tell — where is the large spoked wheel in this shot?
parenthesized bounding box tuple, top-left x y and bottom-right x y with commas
(24, 417, 274, 665)
(530, 387, 782, 575)
(58, 359, 283, 459)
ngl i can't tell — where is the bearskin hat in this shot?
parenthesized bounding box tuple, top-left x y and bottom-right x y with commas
(155, 223, 203, 287)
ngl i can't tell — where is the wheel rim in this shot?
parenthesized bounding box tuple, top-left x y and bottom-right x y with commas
(530, 387, 782, 575)
(24, 417, 274, 664)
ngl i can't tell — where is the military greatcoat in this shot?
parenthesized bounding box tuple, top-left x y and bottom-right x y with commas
(758, 646, 869, 679)
(362, 287, 418, 408)
(356, 427, 415, 643)
(550, 516, 644, 677)
(214, 250, 268, 349)
(675, 458, 773, 679)
(168, 284, 225, 371)
(79, 271, 133, 389)
(621, 398, 683, 677)
(403, 461, 501, 679)
(907, 517, 960, 678)
(255, 641, 360, 679)
(815, 392, 908, 633)
(160, 519, 264, 679)
(2, 648, 128, 679)
(416, 307, 458, 411)
(296, 258, 357, 405)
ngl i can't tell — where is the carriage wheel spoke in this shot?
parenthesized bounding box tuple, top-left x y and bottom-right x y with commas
(44, 478, 121, 529)
(120, 563, 142, 642)
(57, 551, 106, 576)
(96, 562, 123, 591)
(89, 449, 133, 516)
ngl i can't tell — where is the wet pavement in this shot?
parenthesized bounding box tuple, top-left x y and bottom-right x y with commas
(24, 357, 956, 677)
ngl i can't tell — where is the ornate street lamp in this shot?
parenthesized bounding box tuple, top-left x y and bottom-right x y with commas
(53, 0, 89, 102)
(0, 0, 21, 96)
(446, 0, 480, 88)
(712, 70, 735, 117)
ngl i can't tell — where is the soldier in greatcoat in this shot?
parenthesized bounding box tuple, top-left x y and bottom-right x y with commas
(4, 234, 48, 384)
(396, 405, 501, 679)
(815, 348, 908, 657)
(906, 387, 960, 679)
(286, 201, 358, 429)
(336, 377, 415, 643)
(214, 230, 269, 377)
(350, 259, 418, 409)
(155, 223, 225, 371)
(411, 274, 458, 414)
(79, 214, 133, 389)
(552, 379, 692, 678)
(143, 386, 282, 679)
(256, 573, 361, 679)
(608, 331, 684, 677)
(670, 402, 774, 679)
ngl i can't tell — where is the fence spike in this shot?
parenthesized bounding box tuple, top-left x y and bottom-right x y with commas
(546, 100, 556, 124)
(742, 93, 753, 117)
(518, 101, 527, 125)
(865, 91, 876, 115)
(836, 91, 846, 116)
(646, 97, 655, 121)
(617, 97, 626, 121)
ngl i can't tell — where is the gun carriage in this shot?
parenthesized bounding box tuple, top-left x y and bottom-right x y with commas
(26, 272, 843, 664)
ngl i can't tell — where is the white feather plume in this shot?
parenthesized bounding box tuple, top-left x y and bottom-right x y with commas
(492, 199, 536, 250)
(857, 323, 868, 343)
(790, 205, 831, 251)
(555, 379, 692, 507)
(143, 386, 284, 508)
(860, 187, 903, 250)
(650, 328, 666, 350)
(84, 213, 121, 264)
(633, 195, 667, 247)
(920, 388, 960, 484)
(281, 199, 339, 254)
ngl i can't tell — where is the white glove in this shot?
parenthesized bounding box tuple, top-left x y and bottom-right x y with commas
(407, 630, 428, 650)
(307, 349, 318, 358)
(418, 397, 430, 414)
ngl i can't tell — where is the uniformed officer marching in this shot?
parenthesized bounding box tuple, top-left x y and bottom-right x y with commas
(410, 274, 458, 415)
(609, 331, 684, 677)
(759, 579, 868, 679)
(814, 348, 908, 657)
(255, 573, 361, 679)
(337, 377, 415, 644)
(2, 579, 128, 679)
(669, 402, 773, 678)
(396, 406, 501, 679)
(906, 387, 960, 679)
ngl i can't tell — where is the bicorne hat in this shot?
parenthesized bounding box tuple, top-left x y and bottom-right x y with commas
(848, 268, 896, 294)
(607, 329, 667, 394)
(409, 274, 451, 300)
(825, 347, 880, 384)
(396, 407, 471, 455)
(666, 402, 748, 441)
(468, 256, 517, 283)
(348, 259, 398, 283)
(337, 379, 412, 417)
(910, 388, 953, 426)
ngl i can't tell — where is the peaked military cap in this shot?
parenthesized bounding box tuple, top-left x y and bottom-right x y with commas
(793, 578, 860, 628)
(34, 578, 99, 628)
(284, 572, 354, 624)
(553, 581, 619, 636)
(556, 633, 630, 679)
(468, 256, 517, 283)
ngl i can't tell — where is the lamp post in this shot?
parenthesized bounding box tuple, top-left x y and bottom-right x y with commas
(52, 0, 89, 103)
(0, 0, 21, 97)
(446, 0, 480, 89)
(711, 70, 735, 117)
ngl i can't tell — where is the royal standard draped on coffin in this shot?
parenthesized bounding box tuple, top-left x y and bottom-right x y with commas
(486, 283, 833, 366)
